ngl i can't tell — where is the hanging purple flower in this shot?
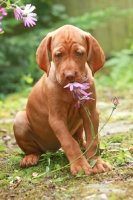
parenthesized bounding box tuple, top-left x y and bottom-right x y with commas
(12, 4, 23, 20)
(0, 6, 8, 33)
(0, 6, 8, 16)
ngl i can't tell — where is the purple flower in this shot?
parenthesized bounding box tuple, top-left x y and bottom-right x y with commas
(128, 163, 133, 167)
(22, 4, 37, 27)
(0, 22, 3, 32)
(0, 6, 8, 33)
(0, 7, 8, 16)
(64, 82, 90, 98)
(64, 79, 94, 108)
(12, 4, 37, 27)
(110, 97, 119, 106)
(12, 4, 23, 20)
(76, 95, 94, 108)
(64, 82, 90, 91)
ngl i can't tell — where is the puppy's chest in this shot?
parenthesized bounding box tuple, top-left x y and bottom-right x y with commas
(67, 103, 82, 129)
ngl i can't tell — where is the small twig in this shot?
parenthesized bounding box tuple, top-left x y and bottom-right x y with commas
(10, 180, 22, 190)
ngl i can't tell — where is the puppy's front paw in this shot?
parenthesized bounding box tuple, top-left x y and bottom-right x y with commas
(20, 154, 39, 167)
(91, 159, 112, 173)
(70, 157, 93, 175)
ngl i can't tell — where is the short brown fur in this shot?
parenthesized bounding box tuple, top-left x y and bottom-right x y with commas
(13, 25, 112, 174)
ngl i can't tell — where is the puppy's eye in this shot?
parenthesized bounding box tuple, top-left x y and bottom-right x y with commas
(76, 51, 83, 56)
(55, 52, 62, 58)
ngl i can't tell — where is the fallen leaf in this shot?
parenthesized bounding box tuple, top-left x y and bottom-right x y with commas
(32, 172, 38, 177)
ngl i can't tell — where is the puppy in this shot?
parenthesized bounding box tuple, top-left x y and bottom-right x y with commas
(13, 25, 112, 174)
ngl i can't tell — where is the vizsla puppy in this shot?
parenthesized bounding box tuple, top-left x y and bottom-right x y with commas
(13, 25, 112, 174)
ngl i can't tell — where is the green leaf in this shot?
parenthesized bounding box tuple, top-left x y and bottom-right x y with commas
(89, 160, 97, 168)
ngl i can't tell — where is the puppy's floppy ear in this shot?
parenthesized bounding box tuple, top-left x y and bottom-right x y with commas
(36, 33, 52, 76)
(85, 33, 105, 75)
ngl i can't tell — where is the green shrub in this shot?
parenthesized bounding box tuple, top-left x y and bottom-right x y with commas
(95, 48, 133, 91)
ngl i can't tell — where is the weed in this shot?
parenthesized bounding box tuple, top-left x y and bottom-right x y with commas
(0, 142, 6, 152)
(108, 135, 123, 143)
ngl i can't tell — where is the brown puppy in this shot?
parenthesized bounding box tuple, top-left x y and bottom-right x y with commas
(13, 25, 112, 174)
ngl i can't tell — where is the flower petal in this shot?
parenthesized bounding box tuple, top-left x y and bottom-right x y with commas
(0, 7, 8, 16)
(27, 5, 36, 13)
(76, 101, 81, 108)
(13, 5, 23, 20)
(24, 4, 36, 14)
(78, 89, 89, 96)
(64, 84, 69, 88)
(24, 4, 31, 12)
(28, 13, 37, 17)
(22, 10, 37, 27)
(73, 83, 83, 88)
(70, 84, 74, 91)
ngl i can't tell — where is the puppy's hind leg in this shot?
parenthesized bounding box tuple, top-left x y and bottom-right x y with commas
(13, 111, 41, 167)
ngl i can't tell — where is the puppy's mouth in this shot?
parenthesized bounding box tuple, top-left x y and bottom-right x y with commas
(56, 70, 87, 86)
(56, 76, 87, 87)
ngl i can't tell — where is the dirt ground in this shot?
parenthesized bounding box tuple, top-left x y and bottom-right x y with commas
(0, 92, 133, 200)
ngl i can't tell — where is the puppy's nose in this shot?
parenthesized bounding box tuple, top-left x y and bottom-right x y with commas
(65, 71, 75, 82)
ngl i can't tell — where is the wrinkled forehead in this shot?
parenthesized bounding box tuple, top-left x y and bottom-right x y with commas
(51, 27, 87, 49)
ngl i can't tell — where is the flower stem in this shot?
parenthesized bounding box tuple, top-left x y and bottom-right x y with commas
(81, 102, 96, 138)
(99, 106, 116, 133)
(6, 0, 10, 8)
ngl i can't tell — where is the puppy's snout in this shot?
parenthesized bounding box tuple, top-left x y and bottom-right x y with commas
(65, 71, 76, 82)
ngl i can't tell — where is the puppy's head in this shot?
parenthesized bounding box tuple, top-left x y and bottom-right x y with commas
(36, 25, 105, 86)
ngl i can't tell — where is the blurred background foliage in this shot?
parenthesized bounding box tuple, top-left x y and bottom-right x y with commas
(0, 0, 133, 100)
(96, 48, 133, 91)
